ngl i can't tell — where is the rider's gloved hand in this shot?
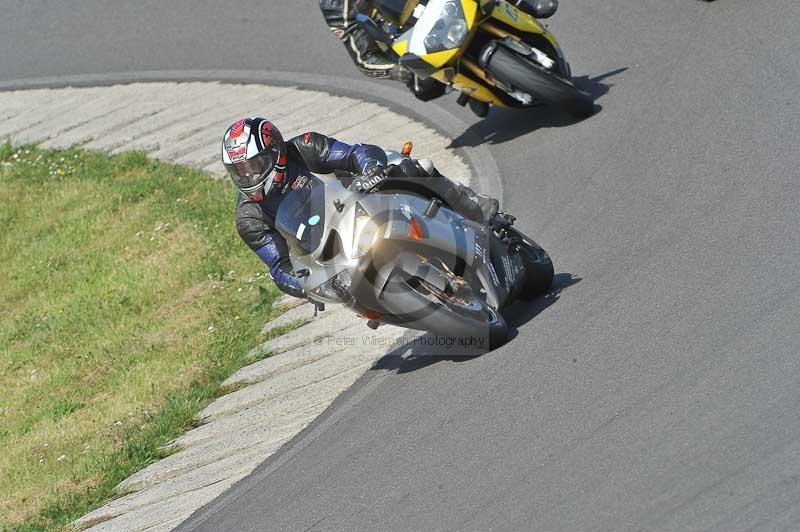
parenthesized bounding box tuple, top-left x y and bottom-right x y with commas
(350, 164, 388, 193)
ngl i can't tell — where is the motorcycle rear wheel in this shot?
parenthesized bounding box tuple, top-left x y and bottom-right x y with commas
(518, 243, 554, 299)
(506, 229, 554, 299)
(486, 46, 595, 118)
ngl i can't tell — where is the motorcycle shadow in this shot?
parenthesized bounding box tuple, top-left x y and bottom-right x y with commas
(372, 272, 581, 375)
(447, 68, 627, 148)
(503, 272, 582, 342)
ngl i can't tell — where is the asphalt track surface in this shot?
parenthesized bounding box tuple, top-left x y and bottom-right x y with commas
(4, 1, 800, 530)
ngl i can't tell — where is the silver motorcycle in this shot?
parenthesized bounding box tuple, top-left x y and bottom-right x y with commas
(275, 150, 553, 348)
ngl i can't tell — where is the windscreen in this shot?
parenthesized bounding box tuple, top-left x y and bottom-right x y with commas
(275, 175, 326, 255)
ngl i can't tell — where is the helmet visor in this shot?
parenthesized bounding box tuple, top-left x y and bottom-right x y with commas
(225, 151, 276, 195)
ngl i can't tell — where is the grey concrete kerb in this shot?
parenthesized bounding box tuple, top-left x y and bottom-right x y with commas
(0, 80, 473, 181)
(0, 74, 501, 531)
(0, 70, 503, 201)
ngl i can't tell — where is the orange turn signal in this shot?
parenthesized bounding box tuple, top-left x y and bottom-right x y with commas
(407, 215, 424, 241)
(401, 141, 414, 156)
(363, 310, 382, 320)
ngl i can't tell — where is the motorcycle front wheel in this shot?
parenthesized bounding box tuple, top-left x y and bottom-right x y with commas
(485, 46, 595, 118)
(380, 276, 509, 350)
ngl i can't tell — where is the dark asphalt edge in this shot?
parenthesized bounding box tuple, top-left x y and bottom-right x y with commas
(0, 69, 502, 200)
(177, 357, 397, 531)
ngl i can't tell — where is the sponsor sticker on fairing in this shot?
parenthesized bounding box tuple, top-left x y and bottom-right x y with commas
(475, 242, 485, 263)
(503, 2, 520, 22)
(501, 255, 515, 290)
(291, 175, 308, 190)
(487, 263, 500, 286)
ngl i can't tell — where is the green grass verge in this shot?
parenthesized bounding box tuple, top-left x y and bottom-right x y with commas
(0, 143, 282, 530)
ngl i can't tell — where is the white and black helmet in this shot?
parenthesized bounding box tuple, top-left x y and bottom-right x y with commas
(221, 117, 286, 200)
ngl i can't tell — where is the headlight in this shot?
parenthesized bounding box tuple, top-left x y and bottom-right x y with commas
(312, 269, 352, 302)
(446, 19, 468, 46)
(424, 34, 441, 50)
(423, 0, 469, 54)
(352, 203, 380, 259)
(442, 0, 459, 17)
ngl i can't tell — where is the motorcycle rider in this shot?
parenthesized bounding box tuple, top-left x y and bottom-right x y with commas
(222, 117, 498, 299)
(319, 0, 410, 82)
(319, 0, 559, 103)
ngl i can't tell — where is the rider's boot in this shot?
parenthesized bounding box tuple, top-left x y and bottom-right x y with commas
(475, 193, 500, 222)
(388, 159, 499, 224)
(445, 183, 499, 224)
(348, 25, 411, 82)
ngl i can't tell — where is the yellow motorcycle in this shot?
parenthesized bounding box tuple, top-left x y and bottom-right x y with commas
(356, 0, 594, 118)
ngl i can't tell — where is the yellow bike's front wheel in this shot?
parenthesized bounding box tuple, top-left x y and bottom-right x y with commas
(482, 45, 594, 118)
